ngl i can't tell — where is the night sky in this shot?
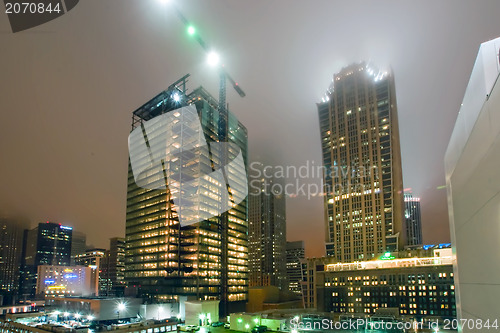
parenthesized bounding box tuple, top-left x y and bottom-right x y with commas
(1, 0, 500, 257)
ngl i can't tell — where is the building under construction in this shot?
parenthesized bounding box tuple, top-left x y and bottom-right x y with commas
(124, 75, 249, 314)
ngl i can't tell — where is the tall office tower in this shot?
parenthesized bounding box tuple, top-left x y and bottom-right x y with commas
(248, 175, 287, 290)
(75, 249, 105, 296)
(404, 193, 422, 246)
(100, 238, 125, 296)
(21, 222, 73, 299)
(286, 241, 305, 296)
(0, 216, 28, 305)
(125, 76, 248, 311)
(71, 231, 87, 265)
(318, 63, 405, 262)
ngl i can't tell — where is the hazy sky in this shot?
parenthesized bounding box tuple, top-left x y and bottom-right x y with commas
(1, 0, 500, 257)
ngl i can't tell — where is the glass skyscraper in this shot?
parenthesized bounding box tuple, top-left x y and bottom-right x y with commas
(125, 76, 248, 310)
(318, 63, 405, 262)
(404, 192, 423, 246)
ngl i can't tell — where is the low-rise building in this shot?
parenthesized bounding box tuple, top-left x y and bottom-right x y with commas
(301, 247, 456, 319)
(246, 286, 302, 313)
(36, 265, 98, 298)
(45, 297, 143, 322)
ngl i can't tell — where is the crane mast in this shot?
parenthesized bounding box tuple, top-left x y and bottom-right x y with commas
(170, 3, 246, 316)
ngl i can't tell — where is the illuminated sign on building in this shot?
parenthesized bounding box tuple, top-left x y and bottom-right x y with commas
(380, 252, 395, 260)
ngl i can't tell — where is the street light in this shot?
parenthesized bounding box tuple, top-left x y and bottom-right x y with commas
(199, 313, 206, 326)
(87, 315, 94, 321)
(206, 51, 220, 67)
(158, 306, 164, 320)
(74, 313, 81, 320)
(63, 312, 70, 318)
(117, 302, 126, 321)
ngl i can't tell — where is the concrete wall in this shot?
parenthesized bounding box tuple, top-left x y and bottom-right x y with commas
(184, 300, 219, 326)
(445, 36, 500, 331)
(139, 303, 179, 320)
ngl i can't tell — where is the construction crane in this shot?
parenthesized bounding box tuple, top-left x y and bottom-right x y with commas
(171, 5, 246, 104)
(169, 2, 246, 315)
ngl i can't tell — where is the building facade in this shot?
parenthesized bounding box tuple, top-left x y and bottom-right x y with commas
(318, 63, 405, 262)
(445, 36, 500, 330)
(100, 237, 125, 296)
(75, 248, 106, 268)
(125, 76, 248, 311)
(248, 175, 287, 290)
(75, 248, 106, 296)
(0, 217, 28, 305)
(35, 265, 98, 298)
(286, 241, 305, 296)
(301, 248, 456, 319)
(70, 231, 87, 265)
(404, 193, 422, 246)
(21, 222, 73, 299)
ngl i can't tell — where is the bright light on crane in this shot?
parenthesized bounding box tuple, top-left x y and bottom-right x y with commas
(207, 51, 220, 67)
(187, 25, 196, 36)
(173, 93, 181, 102)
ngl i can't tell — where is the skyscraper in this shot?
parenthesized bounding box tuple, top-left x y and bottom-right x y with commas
(404, 193, 422, 246)
(125, 76, 248, 311)
(21, 222, 72, 298)
(100, 237, 125, 296)
(285, 241, 305, 296)
(71, 231, 87, 265)
(0, 216, 28, 305)
(74, 248, 105, 297)
(248, 175, 287, 290)
(318, 63, 405, 262)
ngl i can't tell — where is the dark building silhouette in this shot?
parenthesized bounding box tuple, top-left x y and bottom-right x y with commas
(286, 241, 305, 296)
(70, 231, 87, 265)
(100, 237, 125, 296)
(248, 175, 287, 290)
(404, 193, 423, 246)
(0, 216, 28, 305)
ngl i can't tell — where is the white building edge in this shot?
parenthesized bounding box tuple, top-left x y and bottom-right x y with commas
(445, 36, 500, 331)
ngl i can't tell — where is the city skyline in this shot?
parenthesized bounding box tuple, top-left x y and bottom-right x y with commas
(2, 1, 500, 257)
